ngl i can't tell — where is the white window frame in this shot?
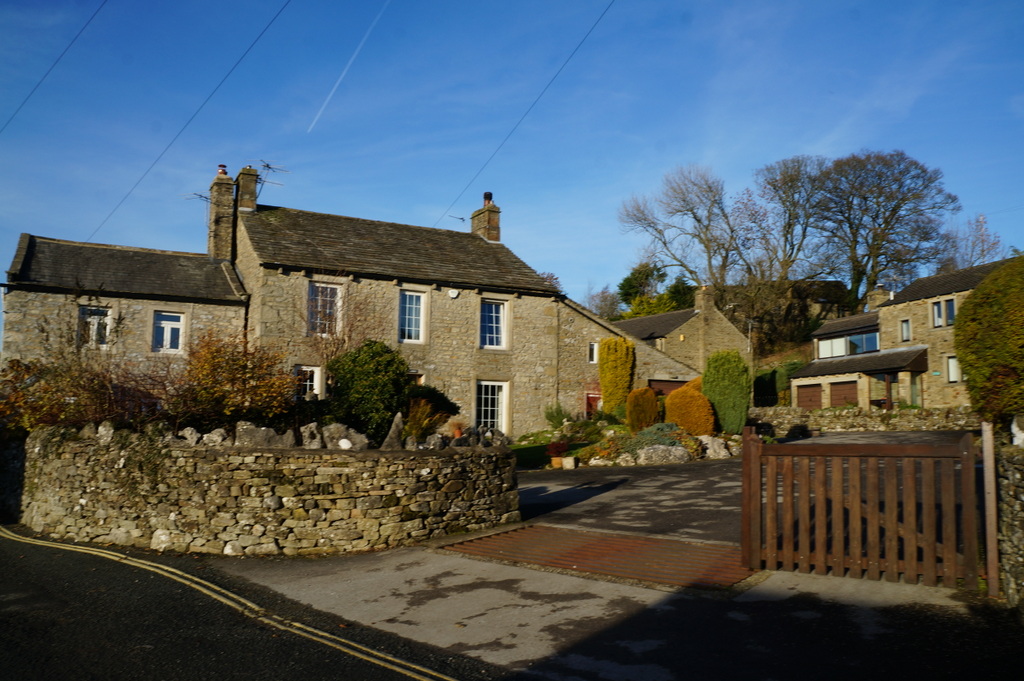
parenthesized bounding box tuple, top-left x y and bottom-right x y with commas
(295, 365, 324, 398)
(588, 342, 599, 364)
(308, 282, 341, 337)
(476, 380, 509, 432)
(817, 337, 845, 359)
(78, 306, 110, 348)
(900, 319, 911, 342)
(947, 356, 962, 383)
(152, 311, 184, 353)
(398, 289, 426, 343)
(480, 299, 507, 349)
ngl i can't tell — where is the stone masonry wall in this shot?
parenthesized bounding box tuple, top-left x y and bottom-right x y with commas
(20, 426, 519, 556)
(998, 446, 1024, 616)
(1, 289, 245, 371)
(749, 405, 981, 437)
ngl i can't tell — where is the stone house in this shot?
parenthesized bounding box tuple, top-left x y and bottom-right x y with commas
(612, 286, 749, 394)
(788, 259, 1011, 410)
(2, 165, 696, 436)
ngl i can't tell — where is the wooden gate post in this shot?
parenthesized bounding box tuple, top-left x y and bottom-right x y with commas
(740, 426, 762, 569)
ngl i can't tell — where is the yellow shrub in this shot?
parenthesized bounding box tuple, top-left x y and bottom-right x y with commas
(664, 386, 715, 436)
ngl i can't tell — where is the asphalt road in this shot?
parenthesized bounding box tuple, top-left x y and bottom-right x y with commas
(0, 528, 505, 681)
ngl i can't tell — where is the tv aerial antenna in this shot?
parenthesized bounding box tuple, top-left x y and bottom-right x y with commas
(248, 159, 290, 197)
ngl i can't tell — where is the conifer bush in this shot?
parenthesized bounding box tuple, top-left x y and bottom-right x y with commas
(664, 387, 715, 436)
(327, 340, 413, 445)
(954, 256, 1024, 423)
(703, 350, 751, 434)
(625, 387, 659, 434)
(598, 337, 635, 413)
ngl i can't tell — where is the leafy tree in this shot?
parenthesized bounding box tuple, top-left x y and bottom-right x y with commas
(619, 293, 679, 319)
(166, 333, 296, 430)
(703, 350, 751, 434)
(598, 337, 635, 414)
(954, 257, 1024, 423)
(327, 340, 412, 444)
(815, 150, 960, 311)
(617, 261, 666, 307)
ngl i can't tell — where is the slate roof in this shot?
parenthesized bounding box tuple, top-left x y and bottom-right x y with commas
(612, 309, 699, 341)
(790, 346, 928, 379)
(811, 311, 879, 338)
(240, 206, 560, 295)
(879, 258, 1014, 306)
(5, 234, 246, 304)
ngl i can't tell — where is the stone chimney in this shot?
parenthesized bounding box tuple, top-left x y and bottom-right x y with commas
(471, 192, 500, 242)
(208, 165, 235, 260)
(865, 285, 893, 311)
(236, 165, 259, 213)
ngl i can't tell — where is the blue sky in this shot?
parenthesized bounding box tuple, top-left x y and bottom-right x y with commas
(1, 0, 1022, 306)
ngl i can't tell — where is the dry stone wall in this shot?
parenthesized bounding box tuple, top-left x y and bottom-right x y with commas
(749, 405, 981, 437)
(20, 425, 519, 556)
(998, 446, 1024, 616)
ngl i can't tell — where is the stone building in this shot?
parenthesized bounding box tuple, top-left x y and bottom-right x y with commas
(788, 259, 1012, 410)
(612, 286, 749, 394)
(2, 165, 696, 436)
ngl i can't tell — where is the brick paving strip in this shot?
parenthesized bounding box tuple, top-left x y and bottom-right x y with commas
(443, 525, 754, 589)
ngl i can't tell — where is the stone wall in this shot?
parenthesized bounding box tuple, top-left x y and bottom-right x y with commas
(749, 405, 981, 437)
(1, 289, 245, 370)
(19, 426, 519, 556)
(877, 291, 972, 408)
(998, 446, 1024, 616)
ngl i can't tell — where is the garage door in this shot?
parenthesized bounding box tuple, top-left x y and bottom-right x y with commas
(829, 381, 859, 407)
(796, 384, 822, 410)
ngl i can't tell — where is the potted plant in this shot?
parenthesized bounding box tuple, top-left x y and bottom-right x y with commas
(546, 440, 569, 468)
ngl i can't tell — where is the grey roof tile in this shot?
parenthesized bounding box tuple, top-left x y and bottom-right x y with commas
(240, 206, 559, 295)
(612, 309, 699, 341)
(880, 258, 1015, 306)
(5, 234, 246, 303)
(790, 346, 928, 378)
(811, 311, 879, 338)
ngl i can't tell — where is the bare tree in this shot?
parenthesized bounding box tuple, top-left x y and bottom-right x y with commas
(936, 214, 1011, 273)
(583, 284, 622, 319)
(619, 165, 742, 291)
(814, 150, 960, 311)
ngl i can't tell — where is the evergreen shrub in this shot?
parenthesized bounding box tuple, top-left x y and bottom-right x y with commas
(598, 337, 635, 413)
(703, 350, 751, 434)
(664, 387, 715, 436)
(625, 387, 659, 433)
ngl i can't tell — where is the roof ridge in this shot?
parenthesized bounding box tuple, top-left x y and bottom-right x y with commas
(29, 234, 210, 259)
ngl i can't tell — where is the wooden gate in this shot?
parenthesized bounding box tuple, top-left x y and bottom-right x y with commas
(741, 428, 980, 589)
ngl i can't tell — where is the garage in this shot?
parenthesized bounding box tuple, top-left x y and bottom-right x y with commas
(796, 384, 823, 410)
(829, 380, 859, 407)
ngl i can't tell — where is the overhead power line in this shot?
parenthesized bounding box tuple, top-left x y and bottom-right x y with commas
(0, 0, 109, 139)
(432, 0, 617, 228)
(84, 0, 293, 243)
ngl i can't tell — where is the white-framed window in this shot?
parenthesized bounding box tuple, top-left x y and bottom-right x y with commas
(78, 306, 109, 348)
(947, 356, 962, 383)
(308, 283, 340, 336)
(152, 311, 183, 353)
(398, 290, 425, 343)
(476, 380, 508, 432)
(588, 342, 599, 364)
(933, 298, 956, 327)
(817, 337, 845, 359)
(900, 319, 911, 342)
(480, 299, 506, 349)
(295, 365, 323, 398)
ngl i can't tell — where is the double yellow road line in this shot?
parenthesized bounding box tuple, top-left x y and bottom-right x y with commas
(0, 526, 459, 681)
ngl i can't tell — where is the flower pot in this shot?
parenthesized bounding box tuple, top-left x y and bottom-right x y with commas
(549, 456, 563, 469)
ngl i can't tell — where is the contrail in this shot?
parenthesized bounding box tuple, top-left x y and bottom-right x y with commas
(307, 0, 392, 133)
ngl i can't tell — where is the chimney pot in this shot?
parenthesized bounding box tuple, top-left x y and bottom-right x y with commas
(483, 191, 493, 206)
